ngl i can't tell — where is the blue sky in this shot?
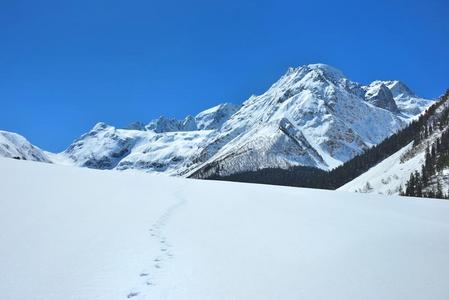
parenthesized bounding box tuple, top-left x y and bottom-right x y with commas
(1, 0, 448, 151)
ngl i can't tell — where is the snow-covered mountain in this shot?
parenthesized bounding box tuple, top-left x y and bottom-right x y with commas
(0, 64, 434, 177)
(188, 64, 434, 177)
(60, 122, 214, 175)
(0, 130, 51, 162)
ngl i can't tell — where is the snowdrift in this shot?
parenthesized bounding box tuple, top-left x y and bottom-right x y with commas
(1, 158, 448, 300)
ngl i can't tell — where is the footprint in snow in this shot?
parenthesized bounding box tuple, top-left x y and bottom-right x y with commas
(127, 292, 139, 298)
(128, 194, 186, 298)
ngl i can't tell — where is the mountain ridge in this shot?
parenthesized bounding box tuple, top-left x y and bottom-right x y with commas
(0, 64, 435, 179)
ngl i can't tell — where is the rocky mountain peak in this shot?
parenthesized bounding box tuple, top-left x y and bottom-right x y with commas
(364, 82, 400, 113)
(92, 122, 111, 132)
(386, 80, 415, 97)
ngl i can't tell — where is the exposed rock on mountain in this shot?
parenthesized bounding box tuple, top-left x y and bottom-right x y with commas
(363, 82, 400, 113)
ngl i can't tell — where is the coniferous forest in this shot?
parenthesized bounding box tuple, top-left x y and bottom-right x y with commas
(401, 97, 449, 199)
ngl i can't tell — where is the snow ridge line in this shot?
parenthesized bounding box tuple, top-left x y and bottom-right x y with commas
(127, 191, 187, 299)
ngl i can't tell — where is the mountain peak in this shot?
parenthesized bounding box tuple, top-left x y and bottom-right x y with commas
(369, 80, 416, 98)
(182, 115, 197, 131)
(126, 121, 145, 131)
(286, 63, 346, 81)
(307, 63, 345, 76)
(364, 82, 400, 113)
(385, 80, 416, 98)
(145, 116, 181, 133)
(276, 64, 350, 93)
(92, 122, 111, 132)
(287, 63, 344, 75)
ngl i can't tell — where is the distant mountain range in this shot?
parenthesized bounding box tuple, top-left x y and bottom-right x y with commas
(2, 63, 444, 198)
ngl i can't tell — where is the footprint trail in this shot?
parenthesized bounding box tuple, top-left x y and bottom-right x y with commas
(126, 192, 186, 298)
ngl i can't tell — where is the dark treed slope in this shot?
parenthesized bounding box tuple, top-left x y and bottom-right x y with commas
(401, 92, 449, 199)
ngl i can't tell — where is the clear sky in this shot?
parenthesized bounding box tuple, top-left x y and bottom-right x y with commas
(1, 0, 448, 152)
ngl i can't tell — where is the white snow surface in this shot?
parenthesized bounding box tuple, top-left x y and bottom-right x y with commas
(1, 158, 449, 300)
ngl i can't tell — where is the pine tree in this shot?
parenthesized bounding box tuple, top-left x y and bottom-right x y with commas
(406, 172, 415, 196)
(414, 171, 422, 197)
(436, 179, 444, 199)
(421, 164, 428, 186)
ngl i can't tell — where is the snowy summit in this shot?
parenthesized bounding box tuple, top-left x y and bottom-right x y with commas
(28, 64, 433, 178)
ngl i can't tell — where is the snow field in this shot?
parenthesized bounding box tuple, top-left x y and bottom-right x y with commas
(1, 158, 449, 299)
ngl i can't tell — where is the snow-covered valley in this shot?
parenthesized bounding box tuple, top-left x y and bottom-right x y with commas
(1, 158, 449, 300)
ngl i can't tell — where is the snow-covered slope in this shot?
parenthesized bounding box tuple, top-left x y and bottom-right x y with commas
(49, 64, 434, 176)
(338, 142, 425, 195)
(194, 103, 240, 130)
(0, 130, 51, 162)
(1, 158, 449, 300)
